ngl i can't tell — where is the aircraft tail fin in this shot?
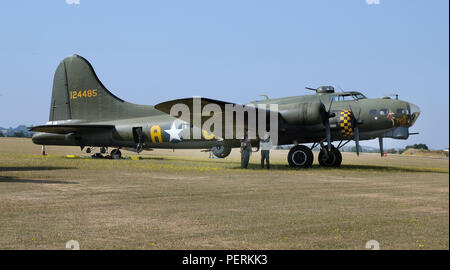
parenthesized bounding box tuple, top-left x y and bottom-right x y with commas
(49, 54, 155, 122)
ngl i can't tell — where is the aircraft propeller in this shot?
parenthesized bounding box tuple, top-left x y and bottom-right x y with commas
(378, 137, 384, 157)
(348, 106, 363, 156)
(319, 100, 335, 151)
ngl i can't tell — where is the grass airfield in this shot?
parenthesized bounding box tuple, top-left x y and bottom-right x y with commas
(0, 137, 448, 250)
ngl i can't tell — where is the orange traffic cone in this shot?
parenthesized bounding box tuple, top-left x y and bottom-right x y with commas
(41, 145, 46, 156)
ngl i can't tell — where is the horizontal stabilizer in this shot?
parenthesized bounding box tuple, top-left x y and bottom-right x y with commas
(29, 124, 114, 134)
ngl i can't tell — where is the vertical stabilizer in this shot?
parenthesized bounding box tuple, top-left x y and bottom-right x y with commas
(48, 54, 156, 122)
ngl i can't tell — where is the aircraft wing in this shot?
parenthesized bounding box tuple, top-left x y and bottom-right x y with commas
(155, 97, 278, 138)
(155, 97, 233, 115)
(29, 124, 115, 134)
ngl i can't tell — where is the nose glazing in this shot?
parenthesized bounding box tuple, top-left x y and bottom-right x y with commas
(407, 103, 420, 127)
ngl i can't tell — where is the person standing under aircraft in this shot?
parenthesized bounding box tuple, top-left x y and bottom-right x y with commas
(240, 130, 252, 169)
(260, 133, 271, 169)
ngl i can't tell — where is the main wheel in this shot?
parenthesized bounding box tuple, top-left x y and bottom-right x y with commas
(332, 148, 342, 167)
(211, 145, 232, 158)
(318, 146, 342, 167)
(111, 149, 122, 159)
(288, 145, 314, 168)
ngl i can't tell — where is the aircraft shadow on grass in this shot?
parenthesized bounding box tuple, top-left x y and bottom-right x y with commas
(128, 156, 444, 173)
(0, 166, 78, 184)
(230, 164, 445, 173)
(0, 176, 78, 185)
(0, 166, 73, 172)
(133, 157, 167, 161)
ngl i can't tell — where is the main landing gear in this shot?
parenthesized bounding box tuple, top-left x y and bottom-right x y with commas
(288, 145, 314, 168)
(84, 147, 122, 159)
(318, 145, 342, 167)
(287, 143, 342, 168)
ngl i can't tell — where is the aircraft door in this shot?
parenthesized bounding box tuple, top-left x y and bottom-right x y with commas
(132, 127, 144, 152)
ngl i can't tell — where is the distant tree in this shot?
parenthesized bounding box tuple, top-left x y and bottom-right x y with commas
(405, 144, 429, 150)
(0, 132, 4, 137)
(350, 145, 363, 153)
(386, 148, 397, 154)
(12, 131, 25, 137)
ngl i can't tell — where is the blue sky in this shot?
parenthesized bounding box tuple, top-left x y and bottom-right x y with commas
(0, 0, 448, 149)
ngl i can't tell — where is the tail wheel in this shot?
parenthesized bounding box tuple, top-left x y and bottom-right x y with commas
(288, 145, 314, 168)
(318, 146, 342, 167)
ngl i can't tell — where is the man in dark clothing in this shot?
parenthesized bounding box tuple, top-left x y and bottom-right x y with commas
(240, 130, 252, 169)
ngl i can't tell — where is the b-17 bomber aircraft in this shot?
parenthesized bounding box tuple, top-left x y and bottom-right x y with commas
(30, 55, 421, 168)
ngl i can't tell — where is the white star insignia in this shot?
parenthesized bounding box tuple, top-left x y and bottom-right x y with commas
(164, 122, 183, 141)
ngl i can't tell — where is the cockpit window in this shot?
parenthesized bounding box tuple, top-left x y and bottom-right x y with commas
(396, 108, 405, 114)
(352, 94, 366, 100)
(339, 95, 353, 101)
(329, 93, 366, 102)
(369, 109, 377, 116)
(380, 109, 388, 116)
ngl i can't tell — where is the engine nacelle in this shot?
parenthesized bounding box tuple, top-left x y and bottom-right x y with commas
(279, 102, 322, 125)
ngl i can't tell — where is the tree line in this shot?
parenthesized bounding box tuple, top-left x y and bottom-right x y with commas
(0, 131, 32, 138)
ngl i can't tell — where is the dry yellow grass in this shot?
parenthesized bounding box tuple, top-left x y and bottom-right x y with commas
(0, 138, 448, 250)
(402, 148, 449, 158)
